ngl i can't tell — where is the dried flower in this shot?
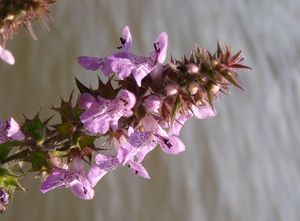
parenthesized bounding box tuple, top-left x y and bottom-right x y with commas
(0, 0, 55, 45)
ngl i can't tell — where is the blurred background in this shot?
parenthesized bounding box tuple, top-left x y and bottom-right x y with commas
(1, 0, 300, 220)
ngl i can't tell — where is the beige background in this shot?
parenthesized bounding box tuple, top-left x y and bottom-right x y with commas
(1, 0, 300, 220)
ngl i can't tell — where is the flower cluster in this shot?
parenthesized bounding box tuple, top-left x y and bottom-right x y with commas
(0, 0, 55, 64)
(0, 26, 250, 208)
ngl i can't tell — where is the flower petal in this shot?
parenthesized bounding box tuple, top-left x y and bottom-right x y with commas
(121, 26, 132, 52)
(132, 63, 153, 86)
(78, 93, 96, 110)
(170, 112, 193, 136)
(69, 177, 94, 200)
(153, 32, 168, 64)
(143, 95, 161, 113)
(0, 46, 15, 65)
(135, 143, 156, 163)
(192, 105, 216, 119)
(159, 135, 185, 155)
(95, 154, 119, 171)
(87, 165, 108, 188)
(105, 56, 135, 79)
(128, 160, 150, 179)
(40, 168, 70, 193)
(78, 56, 104, 71)
(70, 157, 85, 175)
(7, 118, 24, 141)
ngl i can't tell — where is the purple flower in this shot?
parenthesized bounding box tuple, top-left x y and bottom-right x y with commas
(170, 104, 216, 136)
(80, 89, 136, 135)
(0, 45, 15, 65)
(78, 26, 168, 86)
(87, 150, 150, 188)
(40, 157, 94, 200)
(0, 118, 24, 144)
(87, 154, 119, 187)
(118, 116, 185, 167)
(192, 104, 216, 119)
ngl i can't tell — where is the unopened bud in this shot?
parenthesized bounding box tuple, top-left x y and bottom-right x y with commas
(186, 63, 199, 74)
(6, 15, 14, 21)
(165, 84, 178, 96)
(187, 82, 199, 95)
(212, 60, 218, 67)
(210, 83, 220, 94)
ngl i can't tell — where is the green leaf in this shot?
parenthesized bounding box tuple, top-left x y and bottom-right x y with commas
(0, 167, 25, 192)
(0, 141, 19, 162)
(53, 92, 82, 123)
(25, 152, 48, 172)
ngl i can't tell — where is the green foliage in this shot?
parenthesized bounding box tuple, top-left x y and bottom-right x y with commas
(0, 141, 19, 162)
(25, 152, 48, 172)
(53, 92, 82, 123)
(0, 168, 25, 192)
(23, 113, 51, 145)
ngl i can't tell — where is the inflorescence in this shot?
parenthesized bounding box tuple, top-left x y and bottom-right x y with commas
(0, 26, 250, 212)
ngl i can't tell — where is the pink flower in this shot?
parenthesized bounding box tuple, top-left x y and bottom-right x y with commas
(80, 90, 136, 135)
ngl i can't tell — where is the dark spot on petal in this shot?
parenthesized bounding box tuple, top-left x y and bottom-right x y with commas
(120, 98, 129, 106)
(120, 37, 126, 45)
(135, 170, 138, 175)
(83, 187, 87, 195)
(163, 138, 172, 149)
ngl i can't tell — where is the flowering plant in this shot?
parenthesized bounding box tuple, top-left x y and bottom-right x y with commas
(0, 26, 250, 212)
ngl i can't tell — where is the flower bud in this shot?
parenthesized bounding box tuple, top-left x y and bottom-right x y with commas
(165, 84, 178, 96)
(187, 82, 199, 95)
(210, 83, 220, 94)
(6, 15, 15, 21)
(186, 63, 199, 74)
(212, 60, 218, 67)
(143, 95, 161, 113)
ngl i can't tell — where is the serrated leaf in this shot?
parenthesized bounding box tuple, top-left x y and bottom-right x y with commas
(53, 92, 82, 123)
(76, 78, 92, 94)
(23, 114, 48, 144)
(25, 152, 48, 172)
(0, 141, 19, 162)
